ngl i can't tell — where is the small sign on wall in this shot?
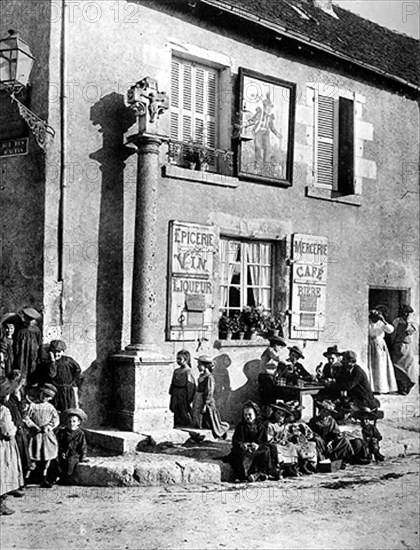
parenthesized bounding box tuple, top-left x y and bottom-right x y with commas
(0, 138, 28, 157)
(290, 233, 328, 340)
(167, 221, 219, 341)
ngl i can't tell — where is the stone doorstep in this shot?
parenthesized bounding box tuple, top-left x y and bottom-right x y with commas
(75, 419, 420, 488)
(85, 428, 209, 454)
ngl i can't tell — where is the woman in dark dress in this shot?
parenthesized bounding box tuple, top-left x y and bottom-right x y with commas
(169, 350, 196, 427)
(191, 355, 229, 439)
(5, 371, 30, 484)
(14, 308, 42, 381)
(228, 401, 273, 481)
(36, 340, 82, 413)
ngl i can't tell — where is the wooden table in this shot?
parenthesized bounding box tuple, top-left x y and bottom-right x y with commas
(273, 383, 325, 421)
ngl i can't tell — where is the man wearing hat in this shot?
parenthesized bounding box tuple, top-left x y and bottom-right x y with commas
(309, 399, 367, 465)
(258, 335, 287, 402)
(315, 345, 343, 401)
(14, 308, 42, 380)
(283, 345, 314, 385)
(333, 351, 379, 411)
(37, 340, 82, 413)
(391, 305, 418, 395)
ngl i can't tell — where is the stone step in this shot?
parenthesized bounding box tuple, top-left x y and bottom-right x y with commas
(73, 419, 419, 487)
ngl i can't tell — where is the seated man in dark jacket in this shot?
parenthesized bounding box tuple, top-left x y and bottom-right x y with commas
(333, 350, 380, 412)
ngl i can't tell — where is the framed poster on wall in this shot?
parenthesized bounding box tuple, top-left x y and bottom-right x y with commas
(238, 68, 296, 186)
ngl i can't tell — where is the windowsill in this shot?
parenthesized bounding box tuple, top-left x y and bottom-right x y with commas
(216, 338, 267, 348)
(163, 164, 239, 188)
(305, 186, 363, 206)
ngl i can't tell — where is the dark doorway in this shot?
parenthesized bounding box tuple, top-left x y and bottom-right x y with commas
(369, 287, 411, 323)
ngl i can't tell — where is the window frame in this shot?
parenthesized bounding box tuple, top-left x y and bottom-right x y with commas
(219, 236, 275, 317)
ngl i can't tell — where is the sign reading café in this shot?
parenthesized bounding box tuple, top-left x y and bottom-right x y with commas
(168, 221, 219, 340)
(290, 233, 328, 340)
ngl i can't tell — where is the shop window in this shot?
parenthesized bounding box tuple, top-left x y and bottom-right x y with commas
(220, 238, 273, 317)
(168, 56, 234, 176)
(314, 92, 355, 194)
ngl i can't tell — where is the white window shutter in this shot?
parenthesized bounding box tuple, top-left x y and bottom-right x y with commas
(315, 93, 337, 186)
(170, 58, 218, 148)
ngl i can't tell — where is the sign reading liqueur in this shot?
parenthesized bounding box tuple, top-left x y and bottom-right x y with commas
(168, 221, 218, 341)
(290, 233, 328, 340)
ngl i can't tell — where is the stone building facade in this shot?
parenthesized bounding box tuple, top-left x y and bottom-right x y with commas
(0, 0, 418, 427)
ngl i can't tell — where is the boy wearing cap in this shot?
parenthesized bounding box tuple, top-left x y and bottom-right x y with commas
(38, 340, 82, 413)
(357, 408, 384, 463)
(14, 308, 42, 380)
(55, 408, 88, 484)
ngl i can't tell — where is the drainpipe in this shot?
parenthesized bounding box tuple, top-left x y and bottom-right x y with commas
(58, 0, 67, 324)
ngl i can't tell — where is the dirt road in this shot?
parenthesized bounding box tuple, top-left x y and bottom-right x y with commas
(3, 455, 419, 550)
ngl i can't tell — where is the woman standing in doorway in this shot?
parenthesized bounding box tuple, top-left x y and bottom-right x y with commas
(368, 308, 397, 394)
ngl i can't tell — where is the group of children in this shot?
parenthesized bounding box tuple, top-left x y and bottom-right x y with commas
(0, 312, 88, 516)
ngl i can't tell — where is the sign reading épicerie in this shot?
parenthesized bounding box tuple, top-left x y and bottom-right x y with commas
(0, 138, 28, 157)
(168, 221, 219, 340)
(290, 233, 328, 340)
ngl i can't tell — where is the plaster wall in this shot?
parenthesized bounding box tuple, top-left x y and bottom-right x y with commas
(5, 1, 417, 425)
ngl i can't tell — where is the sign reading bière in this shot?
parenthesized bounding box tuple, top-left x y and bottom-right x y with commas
(290, 233, 328, 340)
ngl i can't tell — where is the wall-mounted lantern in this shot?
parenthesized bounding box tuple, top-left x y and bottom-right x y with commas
(0, 29, 54, 152)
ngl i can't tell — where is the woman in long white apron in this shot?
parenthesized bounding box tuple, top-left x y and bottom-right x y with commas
(368, 309, 397, 394)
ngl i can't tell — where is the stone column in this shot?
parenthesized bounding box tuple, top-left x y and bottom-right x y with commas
(108, 78, 173, 433)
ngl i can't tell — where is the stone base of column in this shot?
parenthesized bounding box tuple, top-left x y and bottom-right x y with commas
(108, 348, 174, 432)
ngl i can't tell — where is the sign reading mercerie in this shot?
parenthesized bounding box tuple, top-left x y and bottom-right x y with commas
(0, 138, 28, 157)
(168, 221, 218, 340)
(290, 233, 328, 340)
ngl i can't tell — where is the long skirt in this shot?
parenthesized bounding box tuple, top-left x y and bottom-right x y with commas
(15, 427, 30, 473)
(313, 433, 354, 462)
(368, 338, 397, 393)
(192, 392, 205, 429)
(53, 385, 77, 413)
(271, 442, 298, 465)
(170, 388, 192, 427)
(202, 404, 229, 439)
(28, 429, 58, 462)
(0, 438, 23, 496)
(229, 445, 273, 480)
(392, 343, 418, 394)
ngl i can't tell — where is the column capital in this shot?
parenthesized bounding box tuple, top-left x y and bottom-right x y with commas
(127, 132, 167, 154)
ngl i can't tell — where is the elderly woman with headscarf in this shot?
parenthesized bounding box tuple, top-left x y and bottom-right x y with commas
(36, 340, 82, 413)
(228, 401, 273, 482)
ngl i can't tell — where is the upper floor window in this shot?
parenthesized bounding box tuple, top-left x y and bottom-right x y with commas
(315, 92, 354, 194)
(170, 57, 218, 147)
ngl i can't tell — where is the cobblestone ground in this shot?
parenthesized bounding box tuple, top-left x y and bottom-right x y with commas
(2, 455, 419, 550)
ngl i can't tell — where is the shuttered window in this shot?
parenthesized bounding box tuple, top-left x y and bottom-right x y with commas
(314, 91, 355, 193)
(170, 57, 218, 148)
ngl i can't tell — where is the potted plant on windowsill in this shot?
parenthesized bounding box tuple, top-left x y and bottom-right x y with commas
(240, 306, 264, 340)
(184, 142, 199, 170)
(218, 312, 229, 340)
(228, 313, 244, 340)
(261, 312, 285, 338)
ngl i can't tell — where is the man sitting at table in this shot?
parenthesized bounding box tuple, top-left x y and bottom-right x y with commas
(332, 350, 380, 413)
(278, 345, 314, 385)
(315, 345, 342, 401)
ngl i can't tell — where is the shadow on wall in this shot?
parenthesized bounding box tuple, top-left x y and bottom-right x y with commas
(213, 350, 261, 425)
(78, 93, 136, 427)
